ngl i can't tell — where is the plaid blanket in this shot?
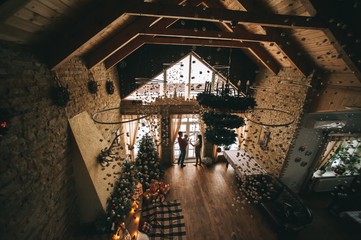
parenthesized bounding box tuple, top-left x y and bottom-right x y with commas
(141, 200, 186, 240)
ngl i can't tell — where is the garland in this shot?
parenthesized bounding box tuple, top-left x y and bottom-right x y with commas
(205, 128, 237, 146)
(202, 111, 245, 129)
(197, 92, 257, 112)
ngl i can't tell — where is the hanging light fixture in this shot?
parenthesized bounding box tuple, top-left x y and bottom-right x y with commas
(196, 48, 257, 112)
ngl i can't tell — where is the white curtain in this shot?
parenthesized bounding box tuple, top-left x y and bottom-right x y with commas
(236, 126, 246, 150)
(122, 115, 139, 161)
(146, 114, 161, 153)
(170, 114, 182, 162)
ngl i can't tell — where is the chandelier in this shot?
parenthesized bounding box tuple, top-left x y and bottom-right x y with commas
(196, 48, 257, 146)
(196, 48, 257, 112)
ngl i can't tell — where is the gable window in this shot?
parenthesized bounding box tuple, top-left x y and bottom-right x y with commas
(124, 51, 237, 103)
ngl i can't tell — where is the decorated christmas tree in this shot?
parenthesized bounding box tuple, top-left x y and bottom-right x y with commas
(135, 134, 164, 190)
(97, 159, 137, 233)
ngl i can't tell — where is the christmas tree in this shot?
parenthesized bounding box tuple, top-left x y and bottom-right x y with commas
(97, 159, 137, 233)
(135, 134, 164, 190)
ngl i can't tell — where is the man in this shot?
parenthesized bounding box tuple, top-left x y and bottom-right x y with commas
(177, 131, 188, 167)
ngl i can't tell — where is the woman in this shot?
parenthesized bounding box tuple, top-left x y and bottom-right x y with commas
(191, 134, 202, 166)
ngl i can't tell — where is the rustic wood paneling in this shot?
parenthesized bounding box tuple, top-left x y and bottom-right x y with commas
(311, 73, 361, 111)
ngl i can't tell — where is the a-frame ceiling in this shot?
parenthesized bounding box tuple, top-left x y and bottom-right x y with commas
(0, 0, 360, 81)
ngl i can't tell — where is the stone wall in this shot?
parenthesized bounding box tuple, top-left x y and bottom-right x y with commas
(0, 40, 122, 240)
(243, 68, 312, 176)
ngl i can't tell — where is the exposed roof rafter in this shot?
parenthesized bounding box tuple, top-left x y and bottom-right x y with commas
(122, 2, 327, 29)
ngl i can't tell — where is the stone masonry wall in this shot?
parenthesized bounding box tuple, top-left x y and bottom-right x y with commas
(243, 68, 312, 176)
(0, 40, 122, 240)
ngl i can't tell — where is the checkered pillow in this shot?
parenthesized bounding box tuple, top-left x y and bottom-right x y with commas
(140, 221, 153, 235)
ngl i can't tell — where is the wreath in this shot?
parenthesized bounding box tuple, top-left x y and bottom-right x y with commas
(202, 111, 245, 129)
(205, 128, 237, 146)
(88, 80, 99, 94)
(106, 80, 115, 95)
(51, 86, 70, 107)
(197, 92, 256, 112)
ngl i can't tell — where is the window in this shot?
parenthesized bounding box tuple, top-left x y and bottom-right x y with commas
(124, 51, 237, 103)
(317, 138, 361, 176)
(174, 114, 200, 162)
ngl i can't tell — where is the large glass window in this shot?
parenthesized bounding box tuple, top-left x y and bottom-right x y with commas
(124, 51, 237, 103)
(316, 138, 361, 176)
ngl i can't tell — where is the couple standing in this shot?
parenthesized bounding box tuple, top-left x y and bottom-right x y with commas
(177, 131, 202, 167)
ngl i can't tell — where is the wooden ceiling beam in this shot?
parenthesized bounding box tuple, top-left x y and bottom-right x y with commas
(265, 27, 314, 76)
(104, 36, 248, 70)
(203, 0, 280, 75)
(84, 17, 157, 69)
(322, 28, 361, 80)
(86, 17, 179, 69)
(104, 35, 153, 70)
(122, 2, 326, 30)
(243, 42, 281, 75)
(309, 0, 361, 81)
(139, 27, 271, 42)
(235, 0, 315, 76)
(105, 36, 280, 75)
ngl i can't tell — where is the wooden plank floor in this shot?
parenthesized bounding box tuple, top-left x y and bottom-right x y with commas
(75, 161, 360, 240)
(163, 161, 361, 240)
(163, 161, 278, 240)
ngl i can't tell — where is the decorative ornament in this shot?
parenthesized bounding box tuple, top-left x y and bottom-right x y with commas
(106, 80, 115, 95)
(0, 108, 11, 136)
(88, 80, 99, 94)
(51, 72, 70, 107)
(97, 132, 124, 167)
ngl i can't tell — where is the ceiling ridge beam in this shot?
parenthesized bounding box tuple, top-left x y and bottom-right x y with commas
(121, 2, 327, 30)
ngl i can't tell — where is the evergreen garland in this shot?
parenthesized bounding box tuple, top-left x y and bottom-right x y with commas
(135, 134, 164, 190)
(197, 92, 257, 112)
(97, 160, 137, 233)
(202, 111, 245, 129)
(205, 128, 238, 146)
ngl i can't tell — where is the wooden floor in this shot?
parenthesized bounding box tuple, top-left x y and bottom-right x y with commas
(75, 160, 360, 240)
(163, 161, 361, 240)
